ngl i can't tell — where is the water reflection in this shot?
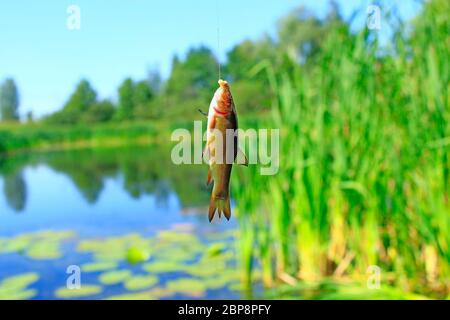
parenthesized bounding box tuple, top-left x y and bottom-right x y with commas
(0, 146, 243, 300)
(3, 171, 27, 212)
(0, 146, 210, 213)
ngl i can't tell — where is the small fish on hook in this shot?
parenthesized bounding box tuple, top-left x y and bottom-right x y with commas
(203, 79, 248, 222)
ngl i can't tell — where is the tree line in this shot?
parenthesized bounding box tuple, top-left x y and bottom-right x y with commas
(0, 5, 344, 124)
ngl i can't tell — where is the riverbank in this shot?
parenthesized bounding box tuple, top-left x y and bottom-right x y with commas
(0, 121, 179, 156)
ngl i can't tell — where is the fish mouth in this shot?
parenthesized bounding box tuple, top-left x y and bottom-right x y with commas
(216, 79, 231, 110)
(218, 79, 228, 88)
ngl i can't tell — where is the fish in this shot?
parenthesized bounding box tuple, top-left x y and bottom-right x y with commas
(204, 79, 247, 222)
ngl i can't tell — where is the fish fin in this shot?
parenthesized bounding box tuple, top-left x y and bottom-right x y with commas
(235, 147, 248, 166)
(206, 168, 212, 186)
(222, 197, 231, 220)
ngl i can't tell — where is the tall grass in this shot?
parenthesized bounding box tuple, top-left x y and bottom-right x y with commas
(233, 1, 449, 297)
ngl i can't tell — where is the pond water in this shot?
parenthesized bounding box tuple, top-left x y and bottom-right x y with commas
(0, 146, 251, 300)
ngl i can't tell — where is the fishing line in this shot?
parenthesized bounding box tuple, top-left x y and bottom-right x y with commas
(215, 0, 221, 80)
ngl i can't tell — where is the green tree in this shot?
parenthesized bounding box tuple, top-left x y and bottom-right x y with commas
(133, 80, 154, 119)
(115, 78, 135, 121)
(115, 78, 156, 120)
(63, 79, 97, 114)
(277, 4, 345, 64)
(47, 79, 97, 124)
(163, 46, 218, 117)
(81, 100, 115, 123)
(225, 38, 276, 113)
(147, 69, 162, 94)
(0, 78, 20, 121)
(226, 37, 277, 82)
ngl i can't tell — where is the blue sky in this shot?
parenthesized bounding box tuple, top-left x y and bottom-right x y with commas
(0, 0, 422, 118)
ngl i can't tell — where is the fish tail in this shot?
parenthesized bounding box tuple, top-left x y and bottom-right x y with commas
(222, 197, 231, 220)
(208, 196, 231, 222)
(208, 196, 217, 222)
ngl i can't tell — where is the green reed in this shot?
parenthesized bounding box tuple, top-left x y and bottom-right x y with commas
(233, 1, 449, 297)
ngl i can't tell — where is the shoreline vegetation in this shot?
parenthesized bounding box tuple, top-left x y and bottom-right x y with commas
(0, 122, 164, 156)
(0, 116, 263, 156)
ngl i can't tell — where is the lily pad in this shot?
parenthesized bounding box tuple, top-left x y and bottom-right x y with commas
(0, 289, 37, 300)
(105, 292, 156, 300)
(146, 287, 176, 299)
(0, 231, 74, 260)
(0, 272, 39, 300)
(183, 259, 229, 277)
(124, 275, 158, 291)
(105, 287, 175, 300)
(77, 234, 153, 263)
(98, 270, 132, 285)
(1, 272, 39, 288)
(206, 243, 226, 257)
(55, 285, 102, 299)
(26, 240, 62, 260)
(152, 247, 196, 263)
(203, 272, 241, 290)
(93, 251, 125, 262)
(165, 278, 207, 297)
(0, 236, 31, 254)
(228, 282, 247, 292)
